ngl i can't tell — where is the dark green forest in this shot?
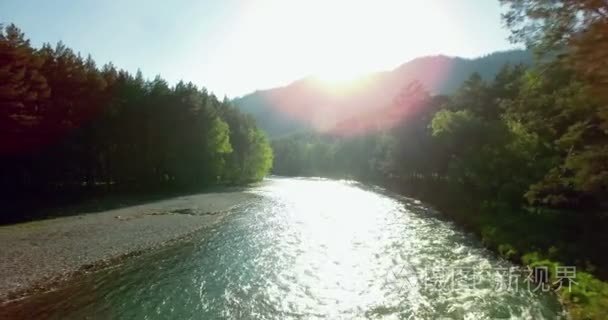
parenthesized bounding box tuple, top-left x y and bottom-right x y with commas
(0, 24, 273, 222)
(272, 1, 608, 318)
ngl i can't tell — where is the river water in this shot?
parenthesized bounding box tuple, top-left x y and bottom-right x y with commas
(5, 177, 564, 319)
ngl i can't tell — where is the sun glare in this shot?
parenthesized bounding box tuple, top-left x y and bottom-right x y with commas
(314, 69, 367, 87)
(225, 0, 448, 95)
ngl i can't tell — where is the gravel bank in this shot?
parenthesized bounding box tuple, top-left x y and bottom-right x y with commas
(0, 191, 257, 302)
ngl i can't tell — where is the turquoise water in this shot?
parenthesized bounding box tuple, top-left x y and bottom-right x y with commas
(4, 178, 564, 319)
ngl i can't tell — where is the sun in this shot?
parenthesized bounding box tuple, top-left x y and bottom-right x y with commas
(313, 62, 371, 88)
(311, 67, 379, 94)
(226, 0, 449, 96)
(315, 68, 365, 85)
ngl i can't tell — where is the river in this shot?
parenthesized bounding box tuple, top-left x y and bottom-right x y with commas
(4, 177, 564, 319)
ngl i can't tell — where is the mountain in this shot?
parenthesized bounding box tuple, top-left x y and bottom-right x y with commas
(233, 50, 533, 137)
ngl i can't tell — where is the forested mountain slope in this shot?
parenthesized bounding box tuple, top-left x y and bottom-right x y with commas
(234, 50, 533, 136)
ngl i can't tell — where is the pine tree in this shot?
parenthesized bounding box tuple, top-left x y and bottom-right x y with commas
(0, 24, 50, 154)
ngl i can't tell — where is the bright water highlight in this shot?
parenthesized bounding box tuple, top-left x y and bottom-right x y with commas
(8, 178, 564, 319)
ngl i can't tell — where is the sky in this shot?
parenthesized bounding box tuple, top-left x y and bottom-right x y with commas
(1, 0, 517, 98)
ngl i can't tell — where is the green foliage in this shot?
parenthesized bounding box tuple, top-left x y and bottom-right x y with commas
(497, 243, 518, 260)
(563, 271, 608, 320)
(219, 105, 273, 184)
(431, 109, 480, 137)
(501, 0, 608, 213)
(244, 129, 273, 182)
(208, 117, 233, 155)
(0, 24, 50, 153)
(521, 252, 608, 320)
(267, 6, 608, 315)
(271, 133, 385, 178)
(501, 0, 608, 105)
(0, 25, 272, 207)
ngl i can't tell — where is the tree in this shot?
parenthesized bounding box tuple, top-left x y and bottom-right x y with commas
(204, 117, 233, 181)
(0, 24, 50, 154)
(501, 0, 608, 121)
(502, 0, 608, 208)
(1, 25, 273, 223)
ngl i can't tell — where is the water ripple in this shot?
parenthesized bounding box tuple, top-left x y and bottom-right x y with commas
(4, 177, 564, 319)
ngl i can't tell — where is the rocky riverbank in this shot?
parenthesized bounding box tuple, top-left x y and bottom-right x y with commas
(0, 191, 258, 303)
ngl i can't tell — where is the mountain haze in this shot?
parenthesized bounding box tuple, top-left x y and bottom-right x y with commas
(234, 50, 533, 137)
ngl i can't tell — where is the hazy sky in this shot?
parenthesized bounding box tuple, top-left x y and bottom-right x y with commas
(1, 0, 517, 98)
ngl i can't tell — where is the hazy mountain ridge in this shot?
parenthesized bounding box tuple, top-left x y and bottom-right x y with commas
(234, 50, 533, 137)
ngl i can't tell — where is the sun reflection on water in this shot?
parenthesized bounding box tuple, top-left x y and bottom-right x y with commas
(4, 177, 565, 319)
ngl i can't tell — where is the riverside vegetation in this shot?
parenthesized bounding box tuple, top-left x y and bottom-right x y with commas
(2, 0, 608, 318)
(271, 1, 608, 318)
(0, 24, 273, 224)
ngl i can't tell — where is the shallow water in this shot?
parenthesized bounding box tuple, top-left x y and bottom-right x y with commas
(3, 177, 564, 319)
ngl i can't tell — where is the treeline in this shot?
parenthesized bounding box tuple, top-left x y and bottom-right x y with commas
(273, 63, 607, 213)
(0, 24, 272, 217)
(273, 56, 608, 320)
(273, 1, 608, 318)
